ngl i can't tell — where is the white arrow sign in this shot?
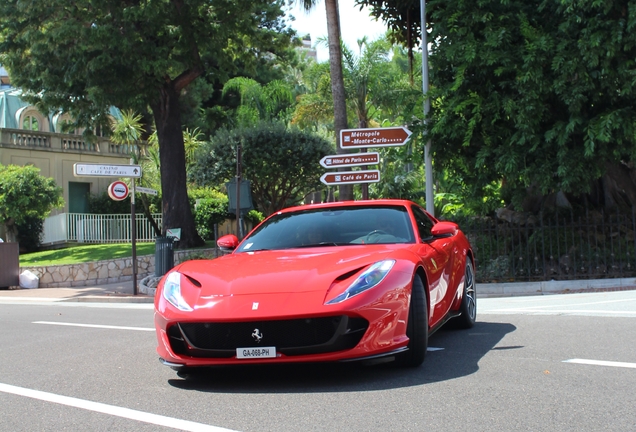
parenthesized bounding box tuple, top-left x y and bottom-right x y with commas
(320, 152, 380, 168)
(73, 163, 142, 178)
(135, 186, 158, 196)
(320, 170, 381, 185)
(340, 126, 412, 149)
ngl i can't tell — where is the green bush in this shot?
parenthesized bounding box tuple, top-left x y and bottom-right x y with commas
(189, 186, 265, 239)
(245, 209, 264, 224)
(16, 215, 44, 252)
(87, 192, 130, 214)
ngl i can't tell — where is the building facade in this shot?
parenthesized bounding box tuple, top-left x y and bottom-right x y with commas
(0, 67, 149, 243)
(0, 67, 138, 216)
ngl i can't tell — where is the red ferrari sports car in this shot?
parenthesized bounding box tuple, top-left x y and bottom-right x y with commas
(154, 199, 476, 374)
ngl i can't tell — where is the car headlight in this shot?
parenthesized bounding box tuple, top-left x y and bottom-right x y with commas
(162, 271, 193, 312)
(326, 260, 395, 304)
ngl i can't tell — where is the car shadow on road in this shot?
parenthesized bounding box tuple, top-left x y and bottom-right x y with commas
(168, 320, 516, 393)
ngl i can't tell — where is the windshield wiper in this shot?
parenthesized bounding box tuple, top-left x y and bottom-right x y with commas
(296, 242, 344, 248)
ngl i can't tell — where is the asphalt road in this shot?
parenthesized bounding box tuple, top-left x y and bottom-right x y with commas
(0, 290, 635, 431)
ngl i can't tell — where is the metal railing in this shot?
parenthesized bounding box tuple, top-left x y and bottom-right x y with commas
(458, 209, 636, 283)
(42, 213, 162, 244)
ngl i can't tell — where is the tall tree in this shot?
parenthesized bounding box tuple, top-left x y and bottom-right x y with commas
(222, 77, 294, 126)
(426, 0, 636, 210)
(355, 0, 422, 82)
(296, 0, 353, 200)
(0, 0, 294, 247)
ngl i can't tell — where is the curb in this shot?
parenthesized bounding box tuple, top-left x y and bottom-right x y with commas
(478, 277, 636, 298)
(68, 295, 154, 303)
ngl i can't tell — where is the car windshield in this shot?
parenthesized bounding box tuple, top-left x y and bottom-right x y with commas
(236, 205, 415, 253)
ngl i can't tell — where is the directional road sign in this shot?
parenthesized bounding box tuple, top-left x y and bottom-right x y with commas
(320, 170, 380, 185)
(320, 152, 380, 168)
(135, 186, 158, 196)
(73, 163, 142, 178)
(340, 126, 412, 149)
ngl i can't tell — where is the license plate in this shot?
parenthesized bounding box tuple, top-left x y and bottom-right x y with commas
(236, 347, 276, 359)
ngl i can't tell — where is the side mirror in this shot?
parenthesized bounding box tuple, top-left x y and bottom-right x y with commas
(217, 234, 239, 252)
(431, 221, 458, 238)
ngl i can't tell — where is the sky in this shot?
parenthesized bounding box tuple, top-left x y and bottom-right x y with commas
(287, 0, 388, 62)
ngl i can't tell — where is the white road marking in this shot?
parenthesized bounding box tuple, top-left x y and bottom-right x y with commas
(0, 382, 238, 432)
(427, 347, 444, 351)
(0, 300, 153, 309)
(0, 297, 65, 302)
(480, 309, 636, 315)
(485, 297, 636, 312)
(563, 359, 636, 369)
(33, 321, 154, 332)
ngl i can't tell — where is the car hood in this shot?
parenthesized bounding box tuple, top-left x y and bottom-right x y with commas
(175, 246, 406, 296)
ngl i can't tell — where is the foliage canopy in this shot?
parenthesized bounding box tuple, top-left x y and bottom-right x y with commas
(0, 0, 295, 246)
(190, 123, 333, 215)
(427, 0, 636, 208)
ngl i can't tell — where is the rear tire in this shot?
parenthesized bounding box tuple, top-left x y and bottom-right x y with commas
(396, 274, 428, 367)
(454, 259, 477, 329)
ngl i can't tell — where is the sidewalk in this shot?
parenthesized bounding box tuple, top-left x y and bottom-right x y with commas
(0, 281, 155, 303)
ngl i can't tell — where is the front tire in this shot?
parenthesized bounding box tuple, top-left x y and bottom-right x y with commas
(454, 259, 477, 329)
(396, 274, 428, 367)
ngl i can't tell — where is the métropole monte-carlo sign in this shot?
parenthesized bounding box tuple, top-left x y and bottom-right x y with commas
(340, 126, 412, 149)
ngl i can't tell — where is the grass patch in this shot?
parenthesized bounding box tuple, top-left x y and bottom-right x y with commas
(19, 241, 216, 267)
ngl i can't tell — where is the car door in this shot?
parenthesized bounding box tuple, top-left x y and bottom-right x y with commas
(410, 205, 455, 327)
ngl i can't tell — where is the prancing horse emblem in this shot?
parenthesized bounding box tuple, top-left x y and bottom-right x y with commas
(252, 328, 263, 343)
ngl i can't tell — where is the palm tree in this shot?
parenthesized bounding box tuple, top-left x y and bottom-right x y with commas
(222, 77, 294, 126)
(296, 0, 353, 200)
(110, 110, 161, 236)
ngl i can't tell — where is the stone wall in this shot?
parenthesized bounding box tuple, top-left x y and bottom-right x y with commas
(21, 248, 218, 288)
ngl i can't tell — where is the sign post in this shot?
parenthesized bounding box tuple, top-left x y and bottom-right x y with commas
(131, 179, 137, 296)
(74, 163, 142, 295)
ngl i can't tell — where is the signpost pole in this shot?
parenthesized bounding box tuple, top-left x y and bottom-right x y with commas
(236, 144, 242, 239)
(131, 178, 138, 296)
(361, 147, 369, 200)
(421, 0, 435, 216)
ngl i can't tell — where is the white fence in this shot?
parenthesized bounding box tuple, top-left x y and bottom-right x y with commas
(42, 213, 162, 244)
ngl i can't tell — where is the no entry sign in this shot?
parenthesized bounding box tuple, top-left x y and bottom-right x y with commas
(108, 181, 129, 201)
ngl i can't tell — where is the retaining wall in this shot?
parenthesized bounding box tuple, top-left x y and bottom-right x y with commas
(20, 248, 217, 288)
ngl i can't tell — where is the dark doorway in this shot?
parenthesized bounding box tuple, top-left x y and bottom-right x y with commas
(68, 182, 90, 213)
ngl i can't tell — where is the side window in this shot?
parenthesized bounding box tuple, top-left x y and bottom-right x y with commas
(22, 115, 39, 131)
(411, 205, 435, 240)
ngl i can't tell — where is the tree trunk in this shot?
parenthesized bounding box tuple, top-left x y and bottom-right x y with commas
(325, 0, 353, 201)
(151, 83, 204, 248)
(602, 161, 636, 210)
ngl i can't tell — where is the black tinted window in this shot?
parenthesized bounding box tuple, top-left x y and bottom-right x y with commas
(411, 205, 435, 240)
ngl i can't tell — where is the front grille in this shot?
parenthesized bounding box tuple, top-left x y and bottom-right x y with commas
(167, 316, 368, 358)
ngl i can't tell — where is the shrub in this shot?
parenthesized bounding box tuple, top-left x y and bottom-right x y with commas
(87, 191, 130, 214)
(16, 215, 44, 252)
(194, 196, 231, 240)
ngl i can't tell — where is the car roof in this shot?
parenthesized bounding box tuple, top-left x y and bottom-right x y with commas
(276, 199, 417, 215)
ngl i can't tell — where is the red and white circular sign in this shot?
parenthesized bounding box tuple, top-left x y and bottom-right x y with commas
(108, 181, 129, 201)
